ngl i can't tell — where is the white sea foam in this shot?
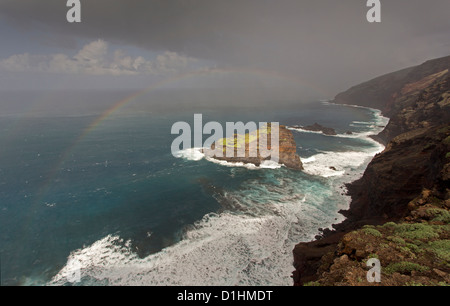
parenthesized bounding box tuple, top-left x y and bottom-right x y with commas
(320, 100, 332, 105)
(48, 167, 366, 286)
(50, 180, 337, 286)
(352, 121, 372, 125)
(259, 160, 283, 169)
(299, 135, 384, 178)
(292, 105, 388, 179)
(286, 126, 330, 136)
(296, 130, 385, 178)
(301, 156, 316, 164)
(205, 157, 259, 170)
(301, 150, 375, 178)
(173, 147, 205, 161)
(174, 148, 284, 170)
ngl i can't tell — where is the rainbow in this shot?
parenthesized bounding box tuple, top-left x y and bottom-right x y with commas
(78, 67, 327, 137)
(33, 67, 328, 203)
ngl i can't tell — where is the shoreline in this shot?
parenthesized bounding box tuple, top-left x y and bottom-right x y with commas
(291, 100, 392, 285)
(319, 101, 389, 232)
(292, 56, 450, 286)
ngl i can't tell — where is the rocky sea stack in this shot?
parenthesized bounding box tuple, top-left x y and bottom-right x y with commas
(203, 124, 303, 170)
(300, 123, 337, 136)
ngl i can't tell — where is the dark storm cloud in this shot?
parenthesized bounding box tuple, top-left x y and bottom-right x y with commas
(1, 0, 449, 94)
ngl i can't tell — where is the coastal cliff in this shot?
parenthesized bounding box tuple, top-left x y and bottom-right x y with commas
(293, 55, 450, 286)
(204, 125, 303, 170)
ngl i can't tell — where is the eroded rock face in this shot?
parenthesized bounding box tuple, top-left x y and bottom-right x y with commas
(376, 70, 450, 143)
(343, 125, 450, 224)
(293, 55, 450, 286)
(294, 126, 450, 286)
(204, 125, 303, 170)
(333, 55, 450, 117)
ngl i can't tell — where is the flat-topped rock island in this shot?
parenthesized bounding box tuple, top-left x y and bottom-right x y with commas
(203, 124, 303, 170)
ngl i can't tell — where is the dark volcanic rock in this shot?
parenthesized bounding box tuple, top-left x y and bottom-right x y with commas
(301, 123, 337, 136)
(204, 125, 303, 170)
(376, 70, 450, 143)
(333, 55, 450, 117)
(293, 126, 450, 286)
(293, 55, 450, 286)
(342, 125, 450, 223)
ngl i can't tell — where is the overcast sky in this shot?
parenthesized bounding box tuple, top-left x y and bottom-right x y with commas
(0, 0, 449, 98)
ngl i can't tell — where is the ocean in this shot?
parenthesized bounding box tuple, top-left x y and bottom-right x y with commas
(0, 91, 388, 285)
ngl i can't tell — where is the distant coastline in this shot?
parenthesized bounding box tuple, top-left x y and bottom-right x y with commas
(293, 55, 450, 286)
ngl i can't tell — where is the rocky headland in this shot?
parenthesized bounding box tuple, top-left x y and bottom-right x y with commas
(293, 55, 450, 286)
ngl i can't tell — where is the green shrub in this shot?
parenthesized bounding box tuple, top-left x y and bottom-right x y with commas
(380, 243, 390, 249)
(426, 208, 450, 223)
(396, 246, 417, 259)
(387, 236, 406, 245)
(405, 281, 425, 286)
(394, 223, 440, 240)
(405, 243, 423, 254)
(362, 228, 383, 237)
(303, 281, 321, 286)
(426, 240, 450, 262)
(384, 261, 429, 275)
(382, 222, 398, 229)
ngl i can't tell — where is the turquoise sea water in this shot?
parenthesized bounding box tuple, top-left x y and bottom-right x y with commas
(0, 95, 388, 285)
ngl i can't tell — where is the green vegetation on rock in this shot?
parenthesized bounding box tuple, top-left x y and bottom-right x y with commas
(426, 208, 450, 223)
(393, 223, 441, 240)
(362, 228, 383, 237)
(303, 281, 321, 287)
(384, 261, 430, 275)
(387, 236, 406, 245)
(426, 240, 450, 262)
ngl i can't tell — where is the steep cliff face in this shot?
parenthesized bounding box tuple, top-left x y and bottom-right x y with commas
(340, 59, 450, 224)
(334, 55, 450, 117)
(293, 55, 450, 286)
(376, 70, 450, 143)
(344, 125, 450, 223)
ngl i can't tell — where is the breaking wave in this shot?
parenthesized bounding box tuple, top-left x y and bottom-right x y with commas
(50, 173, 341, 286)
(173, 148, 283, 170)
